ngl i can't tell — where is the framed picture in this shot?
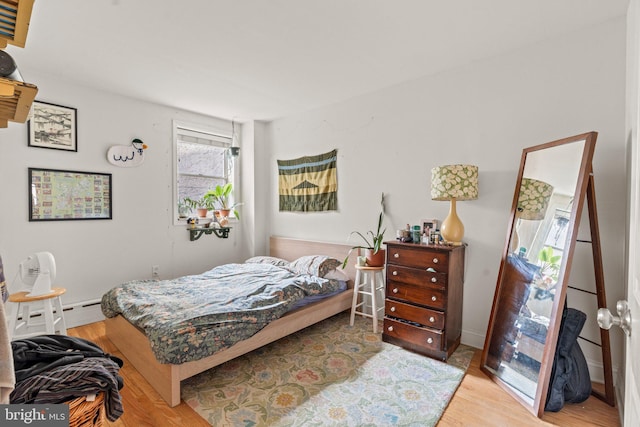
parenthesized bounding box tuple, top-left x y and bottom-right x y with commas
(422, 218, 439, 235)
(28, 101, 77, 152)
(29, 168, 112, 221)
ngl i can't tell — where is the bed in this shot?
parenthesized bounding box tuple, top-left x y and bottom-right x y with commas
(103, 236, 356, 407)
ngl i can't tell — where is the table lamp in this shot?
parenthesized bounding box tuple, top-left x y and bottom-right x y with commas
(517, 177, 554, 220)
(431, 164, 479, 245)
(510, 177, 554, 252)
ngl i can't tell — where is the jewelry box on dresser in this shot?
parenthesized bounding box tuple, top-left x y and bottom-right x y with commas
(382, 241, 465, 361)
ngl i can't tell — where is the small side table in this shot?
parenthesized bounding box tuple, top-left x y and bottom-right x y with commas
(8, 287, 67, 339)
(350, 265, 385, 333)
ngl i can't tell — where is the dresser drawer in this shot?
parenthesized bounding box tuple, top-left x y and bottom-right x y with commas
(385, 299, 445, 329)
(386, 264, 447, 288)
(383, 318, 443, 351)
(387, 246, 449, 270)
(386, 281, 446, 310)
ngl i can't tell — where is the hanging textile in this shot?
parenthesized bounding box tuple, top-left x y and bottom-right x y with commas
(277, 149, 337, 212)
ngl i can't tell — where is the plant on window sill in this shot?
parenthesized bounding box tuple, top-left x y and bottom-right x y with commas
(183, 195, 216, 218)
(204, 183, 243, 219)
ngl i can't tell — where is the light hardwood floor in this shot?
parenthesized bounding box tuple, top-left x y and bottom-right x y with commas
(68, 321, 621, 426)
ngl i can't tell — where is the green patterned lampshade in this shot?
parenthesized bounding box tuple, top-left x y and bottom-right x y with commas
(517, 177, 554, 220)
(430, 164, 478, 245)
(431, 164, 479, 201)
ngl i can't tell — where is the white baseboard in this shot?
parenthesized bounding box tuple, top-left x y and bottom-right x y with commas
(585, 355, 620, 390)
(462, 329, 619, 390)
(62, 299, 105, 328)
(461, 329, 485, 350)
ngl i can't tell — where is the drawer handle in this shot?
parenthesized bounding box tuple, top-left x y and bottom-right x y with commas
(392, 270, 398, 276)
(427, 338, 433, 344)
(429, 316, 435, 323)
(431, 296, 437, 302)
(431, 277, 437, 283)
(394, 253, 400, 258)
(433, 258, 439, 264)
(390, 306, 396, 312)
(393, 288, 399, 294)
(388, 326, 394, 332)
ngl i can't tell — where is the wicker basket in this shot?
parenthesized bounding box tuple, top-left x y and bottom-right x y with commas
(66, 392, 105, 427)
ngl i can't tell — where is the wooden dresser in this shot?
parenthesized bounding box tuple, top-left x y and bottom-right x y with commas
(382, 241, 465, 361)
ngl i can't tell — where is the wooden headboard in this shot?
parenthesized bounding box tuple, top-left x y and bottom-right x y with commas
(269, 236, 357, 284)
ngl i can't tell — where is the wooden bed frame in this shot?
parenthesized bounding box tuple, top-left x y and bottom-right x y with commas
(104, 236, 356, 407)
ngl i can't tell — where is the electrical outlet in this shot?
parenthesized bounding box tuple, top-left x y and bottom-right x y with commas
(152, 265, 160, 279)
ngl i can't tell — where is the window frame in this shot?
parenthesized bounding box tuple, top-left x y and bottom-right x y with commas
(172, 119, 234, 225)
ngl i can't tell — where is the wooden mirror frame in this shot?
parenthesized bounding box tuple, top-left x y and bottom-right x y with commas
(481, 132, 597, 417)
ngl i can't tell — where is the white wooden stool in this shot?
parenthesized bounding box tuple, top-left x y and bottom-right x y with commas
(8, 287, 67, 339)
(350, 265, 385, 333)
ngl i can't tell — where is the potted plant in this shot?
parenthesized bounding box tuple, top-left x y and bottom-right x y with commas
(183, 196, 215, 218)
(342, 193, 386, 268)
(205, 183, 242, 219)
(178, 198, 192, 219)
(536, 246, 562, 284)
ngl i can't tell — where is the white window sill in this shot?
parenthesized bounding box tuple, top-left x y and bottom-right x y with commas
(175, 217, 238, 227)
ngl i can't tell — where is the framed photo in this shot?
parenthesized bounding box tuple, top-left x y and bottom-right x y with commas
(29, 168, 112, 221)
(422, 218, 439, 235)
(28, 101, 77, 152)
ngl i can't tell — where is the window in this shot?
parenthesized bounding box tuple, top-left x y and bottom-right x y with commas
(173, 120, 234, 223)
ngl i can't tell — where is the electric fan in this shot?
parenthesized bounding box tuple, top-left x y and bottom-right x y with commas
(18, 251, 56, 296)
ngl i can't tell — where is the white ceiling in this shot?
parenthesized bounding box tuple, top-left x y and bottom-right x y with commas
(8, 0, 629, 121)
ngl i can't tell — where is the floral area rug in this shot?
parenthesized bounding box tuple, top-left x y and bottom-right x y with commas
(182, 312, 474, 426)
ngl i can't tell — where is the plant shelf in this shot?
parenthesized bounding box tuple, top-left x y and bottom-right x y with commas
(188, 226, 231, 241)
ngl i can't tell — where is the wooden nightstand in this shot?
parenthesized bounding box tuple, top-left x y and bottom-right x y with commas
(382, 241, 465, 361)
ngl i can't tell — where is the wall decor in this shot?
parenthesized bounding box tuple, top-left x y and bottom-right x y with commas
(28, 168, 112, 221)
(27, 101, 77, 151)
(277, 149, 337, 212)
(107, 138, 148, 167)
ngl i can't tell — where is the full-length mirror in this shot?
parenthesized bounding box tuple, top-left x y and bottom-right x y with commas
(481, 132, 597, 417)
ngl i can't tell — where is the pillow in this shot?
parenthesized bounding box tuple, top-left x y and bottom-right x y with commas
(244, 256, 290, 267)
(289, 255, 344, 279)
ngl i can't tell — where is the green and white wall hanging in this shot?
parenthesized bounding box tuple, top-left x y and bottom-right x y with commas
(277, 149, 337, 212)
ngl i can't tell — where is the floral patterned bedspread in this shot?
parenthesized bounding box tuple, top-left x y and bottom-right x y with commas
(101, 263, 343, 364)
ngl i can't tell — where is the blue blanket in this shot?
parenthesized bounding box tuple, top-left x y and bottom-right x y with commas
(101, 263, 343, 364)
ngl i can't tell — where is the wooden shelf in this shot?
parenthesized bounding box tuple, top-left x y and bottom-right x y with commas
(0, 76, 37, 127)
(0, 0, 38, 127)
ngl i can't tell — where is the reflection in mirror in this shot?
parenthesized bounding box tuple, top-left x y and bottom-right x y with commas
(481, 132, 597, 417)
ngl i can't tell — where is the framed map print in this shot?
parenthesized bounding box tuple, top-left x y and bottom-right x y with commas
(29, 168, 112, 221)
(28, 101, 78, 152)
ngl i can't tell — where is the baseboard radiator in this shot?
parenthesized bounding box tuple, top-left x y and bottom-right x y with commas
(12, 298, 105, 329)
